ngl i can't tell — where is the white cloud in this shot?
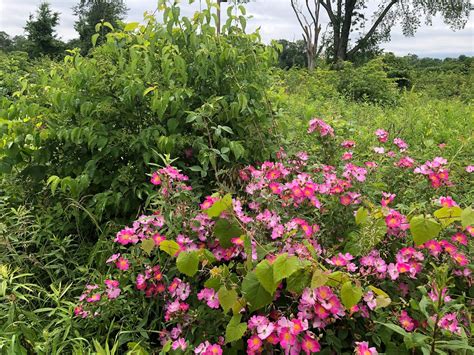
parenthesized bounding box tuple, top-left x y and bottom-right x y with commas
(0, 0, 472, 57)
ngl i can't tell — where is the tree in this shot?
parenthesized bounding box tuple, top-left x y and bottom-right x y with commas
(290, 0, 323, 70)
(317, 0, 472, 63)
(24, 2, 62, 58)
(0, 32, 13, 52)
(276, 39, 307, 69)
(73, 0, 128, 52)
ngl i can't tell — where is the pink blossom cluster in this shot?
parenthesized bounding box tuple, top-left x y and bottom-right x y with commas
(414, 157, 452, 188)
(307, 118, 335, 137)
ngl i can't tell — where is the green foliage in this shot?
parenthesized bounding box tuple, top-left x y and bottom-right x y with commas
(24, 2, 63, 58)
(410, 215, 442, 246)
(0, 3, 277, 238)
(337, 58, 399, 104)
(73, 0, 128, 53)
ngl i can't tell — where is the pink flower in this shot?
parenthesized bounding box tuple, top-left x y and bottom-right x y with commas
(375, 129, 388, 143)
(247, 335, 262, 352)
(393, 138, 408, 151)
(301, 333, 321, 354)
(373, 147, 385, 154)
(171, 338, 187, 351)
(439, 196, 458, 208)
(114, 228, 138, 245)
(451, 232, 467, 246)
(355, 341, 378, 355)
(197, 288, 220, 309)
(341, 140, 356, 148)
(106, 253, 120, 263)
(116, 257, 130, 271)
(86, 293, 101, 303)
(308, 118, 335, 137)
(106, 287, 121, 299)
(150, 172, 161, 185)
(278, 327, 296, 349)
(465, 165, 474, 173)
(342, 151, 353, 160)
(399, 310, 416, 331)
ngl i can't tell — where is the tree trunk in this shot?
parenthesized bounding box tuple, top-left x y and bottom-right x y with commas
(334, 0, 355, 62)
(217, 0, 221, 35)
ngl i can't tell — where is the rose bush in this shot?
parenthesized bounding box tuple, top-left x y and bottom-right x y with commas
(75, 119, 473, 354)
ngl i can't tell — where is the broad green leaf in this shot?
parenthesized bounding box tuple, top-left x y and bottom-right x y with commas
(214, 219, 243, 249)
(255, 259, 278, 294)
(326, 271, 350, 287)
(241, 271, 272, 311)
(159, 240, 180, 257)
(225, 314, 247, 344)
(218, 287, 238, 313)
(355, 207, 369, 225)
(124, 22, 140, 31)
(273, 253, 303, 283)
(141, 238, 155, 256)
(340, 281, 363, 309)
(47, 175, 60, 195)
(176, 251, 199, 277)
(143, 86, 156, 96)
(204, 277, 221, 291)
(368, 285, 389, 298)
(204, 194, 233, 218)
(91, 33, 99, 47)
(286, 269, 311, 294)
(311, 269, 329, 288)
(461, 206, 474, 228)
(375, 295, 391, 309)
(433, 207, 462, 227)
(410, 215, 442, 246)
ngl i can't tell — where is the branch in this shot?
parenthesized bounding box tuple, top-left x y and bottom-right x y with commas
(319, 0, 336, 24)
(348, 0, 399, 56)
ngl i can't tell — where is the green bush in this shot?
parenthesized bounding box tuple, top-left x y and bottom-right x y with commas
(337, 58, 399, 104)
(0, 3, 277, 235)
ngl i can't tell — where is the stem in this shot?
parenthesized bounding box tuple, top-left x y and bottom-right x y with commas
(430, 286, 444, 354)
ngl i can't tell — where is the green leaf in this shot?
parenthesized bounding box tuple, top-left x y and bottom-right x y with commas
(143, 86, 156, 97)
(286, 269, 311, 294)
(241, 272, 272, 311)
(225, 314, 247, 344)
(214, 219, 243, 249)
(355, 207, 369, 225)
(176, 251, 199, 277)
(326, 271, 350, 287)
(47, 175, 61, 195)
(204, 193, 233, 218)
(124, 22, 140, 31)
(159, 240, 180, 257)
(255, 259, 278, 294)
(311, 269, 329, 288)
(273, 254, 303, 283)
(91, 33, 99, 47)
(461, 206, 474, 228)
(340, 281, 363, 309)
(141, 238, 155, 256)
(410, 215, 442, 246)
(218, 287, 238, 313)
(433, 207, 462, 227)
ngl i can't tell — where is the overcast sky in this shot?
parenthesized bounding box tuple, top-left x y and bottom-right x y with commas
(0, 0, 473, 58)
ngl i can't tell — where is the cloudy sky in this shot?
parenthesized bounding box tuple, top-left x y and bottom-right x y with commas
(1, 0, 473, 57)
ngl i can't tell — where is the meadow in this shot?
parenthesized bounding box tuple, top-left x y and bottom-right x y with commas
(0, 3, 473, 354)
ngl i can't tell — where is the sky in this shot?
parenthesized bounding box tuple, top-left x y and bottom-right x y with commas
(0, 0, 473, 58)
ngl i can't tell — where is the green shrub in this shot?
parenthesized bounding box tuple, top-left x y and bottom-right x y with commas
(337, 58, 399, 104)
(0, 3, 277, 236)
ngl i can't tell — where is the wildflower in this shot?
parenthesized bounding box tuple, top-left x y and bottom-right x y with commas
(106, 253, 120, 263)
(373, 147, 385, 154)
(116, 257, 130, 271)
(86, 293, 101, 303)
(341, 140, 356, 148)
(438, 313, 461, 334)
(354, 341, 378, 355)
(308, 118, 335, 137)
(393, 138, 408, 151)
(399, 310, 415, 331)
(375, 129, 388, 143)
(301, 333, 321, 354)
(342, 152, 353, 160)
(150, 172, 161, 185)
(439, 196, 458, 208)
(466, 165, 474, 173)
(171, 338, 187, 351)
(197, 288, 220, 309)
(115, 228, 138, 245)
(278, 327, 296, 349)
(451, 232, 467, 246)
(247, 335, 263, 352)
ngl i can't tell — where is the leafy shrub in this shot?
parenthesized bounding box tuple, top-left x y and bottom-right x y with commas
(337, 58, 399, 105)
(72, 119, 473, 353)
(0, 2, 277, 235)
